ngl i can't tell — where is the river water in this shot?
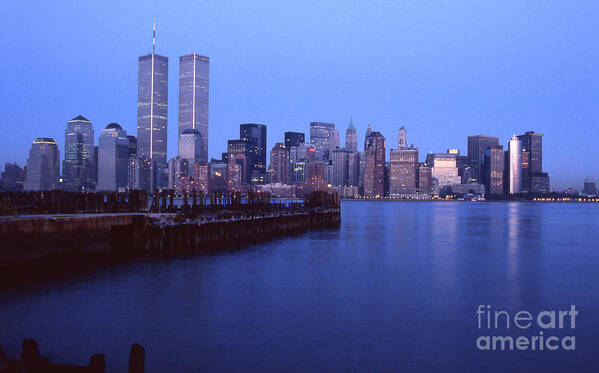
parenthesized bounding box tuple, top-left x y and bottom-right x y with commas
(1, 201, 598, 372)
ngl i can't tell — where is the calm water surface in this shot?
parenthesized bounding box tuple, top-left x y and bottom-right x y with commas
(1, 202, 599, 372)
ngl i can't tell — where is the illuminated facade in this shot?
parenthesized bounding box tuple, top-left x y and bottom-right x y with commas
(240, 123, 267, 184)
(284, 132, 305, 149)
(62, 115, 95, 191)
(389, 147, 418, 196)
(310, 122, 337, 160)
(483, 145, 504, 195)
(137, 23, 168, 190)
(427, 153, 460, 188)
(268, 142, 290, 184)
(506, 135, 522, 194)
(179, 129, 203, 164)
(178, 53, 209, 163)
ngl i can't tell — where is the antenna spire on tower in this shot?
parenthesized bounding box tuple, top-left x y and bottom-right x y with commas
(152, 17, 156, 53)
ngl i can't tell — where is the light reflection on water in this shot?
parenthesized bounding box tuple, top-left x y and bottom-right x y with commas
(0, 201, 598, 372)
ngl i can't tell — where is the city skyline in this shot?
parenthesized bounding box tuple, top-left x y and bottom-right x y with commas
(2, 2, 599, 189)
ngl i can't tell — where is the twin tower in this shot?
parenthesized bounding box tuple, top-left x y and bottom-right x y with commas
(136, 22, 209, 188)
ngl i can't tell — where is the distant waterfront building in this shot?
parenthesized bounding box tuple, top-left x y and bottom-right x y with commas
(97, 123, 129, 192)
(268, 142, 290, 184)
(427, 152, 460, 188)
(284, 132, 305, 149)
(468, 135, 499, 183)
(192, 162, 210, 193)
(483, 145, 504, 195)
(289, 143, 315, 185)
(24, 138, 60, 191)
(178, 53, 209, 163)
(127, 135, 137, 189)
(209, 159, 227, 192)
(347, 151, 360, 187)
(583, 178, 597, 196)
(331, 148, 351, 187)
(517, 131, 547, 194)
(0, 163, 25, 192)
(179, 128, 203, 164)
(310, 122, 336, 160)
(363, 131, 385, 197)
(506, 135, 522, 194)
(227, 154, 246, 191)
(418, 164, 432, 195)
(137, 21, 168, 190)
(306, 161, 327, 191)
(345, 118, 357, 152)
(240, 123, 267, 184)
(167, 156, 190, 191)
(389, 146, 418, 196)
(62, 115, 95, 191)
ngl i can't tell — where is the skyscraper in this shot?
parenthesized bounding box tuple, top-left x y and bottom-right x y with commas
(389, 147, 418, 196)
(284, 132, 305, 149)
(268, 142, 290, 184)
(137, 20, 168, 190)
(178, 53, 209, 163)
(24, 138, 60, 191)
(310, 122, 336, 160)
(363, 131, 385, 197)
(468, 135, 499, 183)
(240, 123, 267, 184)
(179, 129, 203, 164)
(97, 123, 129, 192)
(62, 115, 95, 191)
(506, 135, 522, 194)
(483, 145, 504, 195)
(345, 118, 357, 152)
(427, 152, 461, 188)
(517, 131, 547, 193)
(331, 148, 351, 187)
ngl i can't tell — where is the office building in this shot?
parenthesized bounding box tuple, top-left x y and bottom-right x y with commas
(179, 128, 203, 164)
(97, 123, 129, 192)
(331, 148, 351, 187)
(363, 131, 385, 197)
(137, 20, 168, 190)
(284, 132, 305, 149)
(0, 163, 25, 192)
(389, 146, 418, 196)
(62, 115, 95, 191)
(418, 164, 432, 195)
(24, 138, 60, 191)
(468, 135, 499, 183)
(268, 142, 290, 184)
(240, 123, 267, 184)
(310, 121, 337, 160)
(518, 131, 547, 194)
(427, 152, 461, 188)
(483, 145, 504, 195)
(178, 53, 209, 163)
(506, 135, 522, 194)
(583, 178, 597, 196)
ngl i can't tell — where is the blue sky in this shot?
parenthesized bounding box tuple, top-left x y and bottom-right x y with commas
(1, 0, 598, 189)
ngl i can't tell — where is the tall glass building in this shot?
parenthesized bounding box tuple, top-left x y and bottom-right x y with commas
(62, 115, 95, 191)
(178, 53, 209, 163)
(97, 123, 129, 192)
(240, 123, 267, 184)
(137, 25, 168, 190)
(24, 138, 61, 191)
(467, 135, 499, 183)
(507, 135, 522, 194)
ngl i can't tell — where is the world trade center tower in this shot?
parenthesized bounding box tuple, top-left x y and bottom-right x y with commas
(178, 53, 209, 163)
(137, 20, 168, 189)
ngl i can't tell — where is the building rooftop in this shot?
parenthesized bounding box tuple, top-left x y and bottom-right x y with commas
(70, 115, 90, 122)
(105, 123, 122, 130)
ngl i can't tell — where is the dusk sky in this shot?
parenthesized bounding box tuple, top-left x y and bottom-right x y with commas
(1, 0, 598, 189)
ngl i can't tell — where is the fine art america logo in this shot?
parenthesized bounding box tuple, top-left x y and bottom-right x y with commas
(476, 305, 577, 351)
